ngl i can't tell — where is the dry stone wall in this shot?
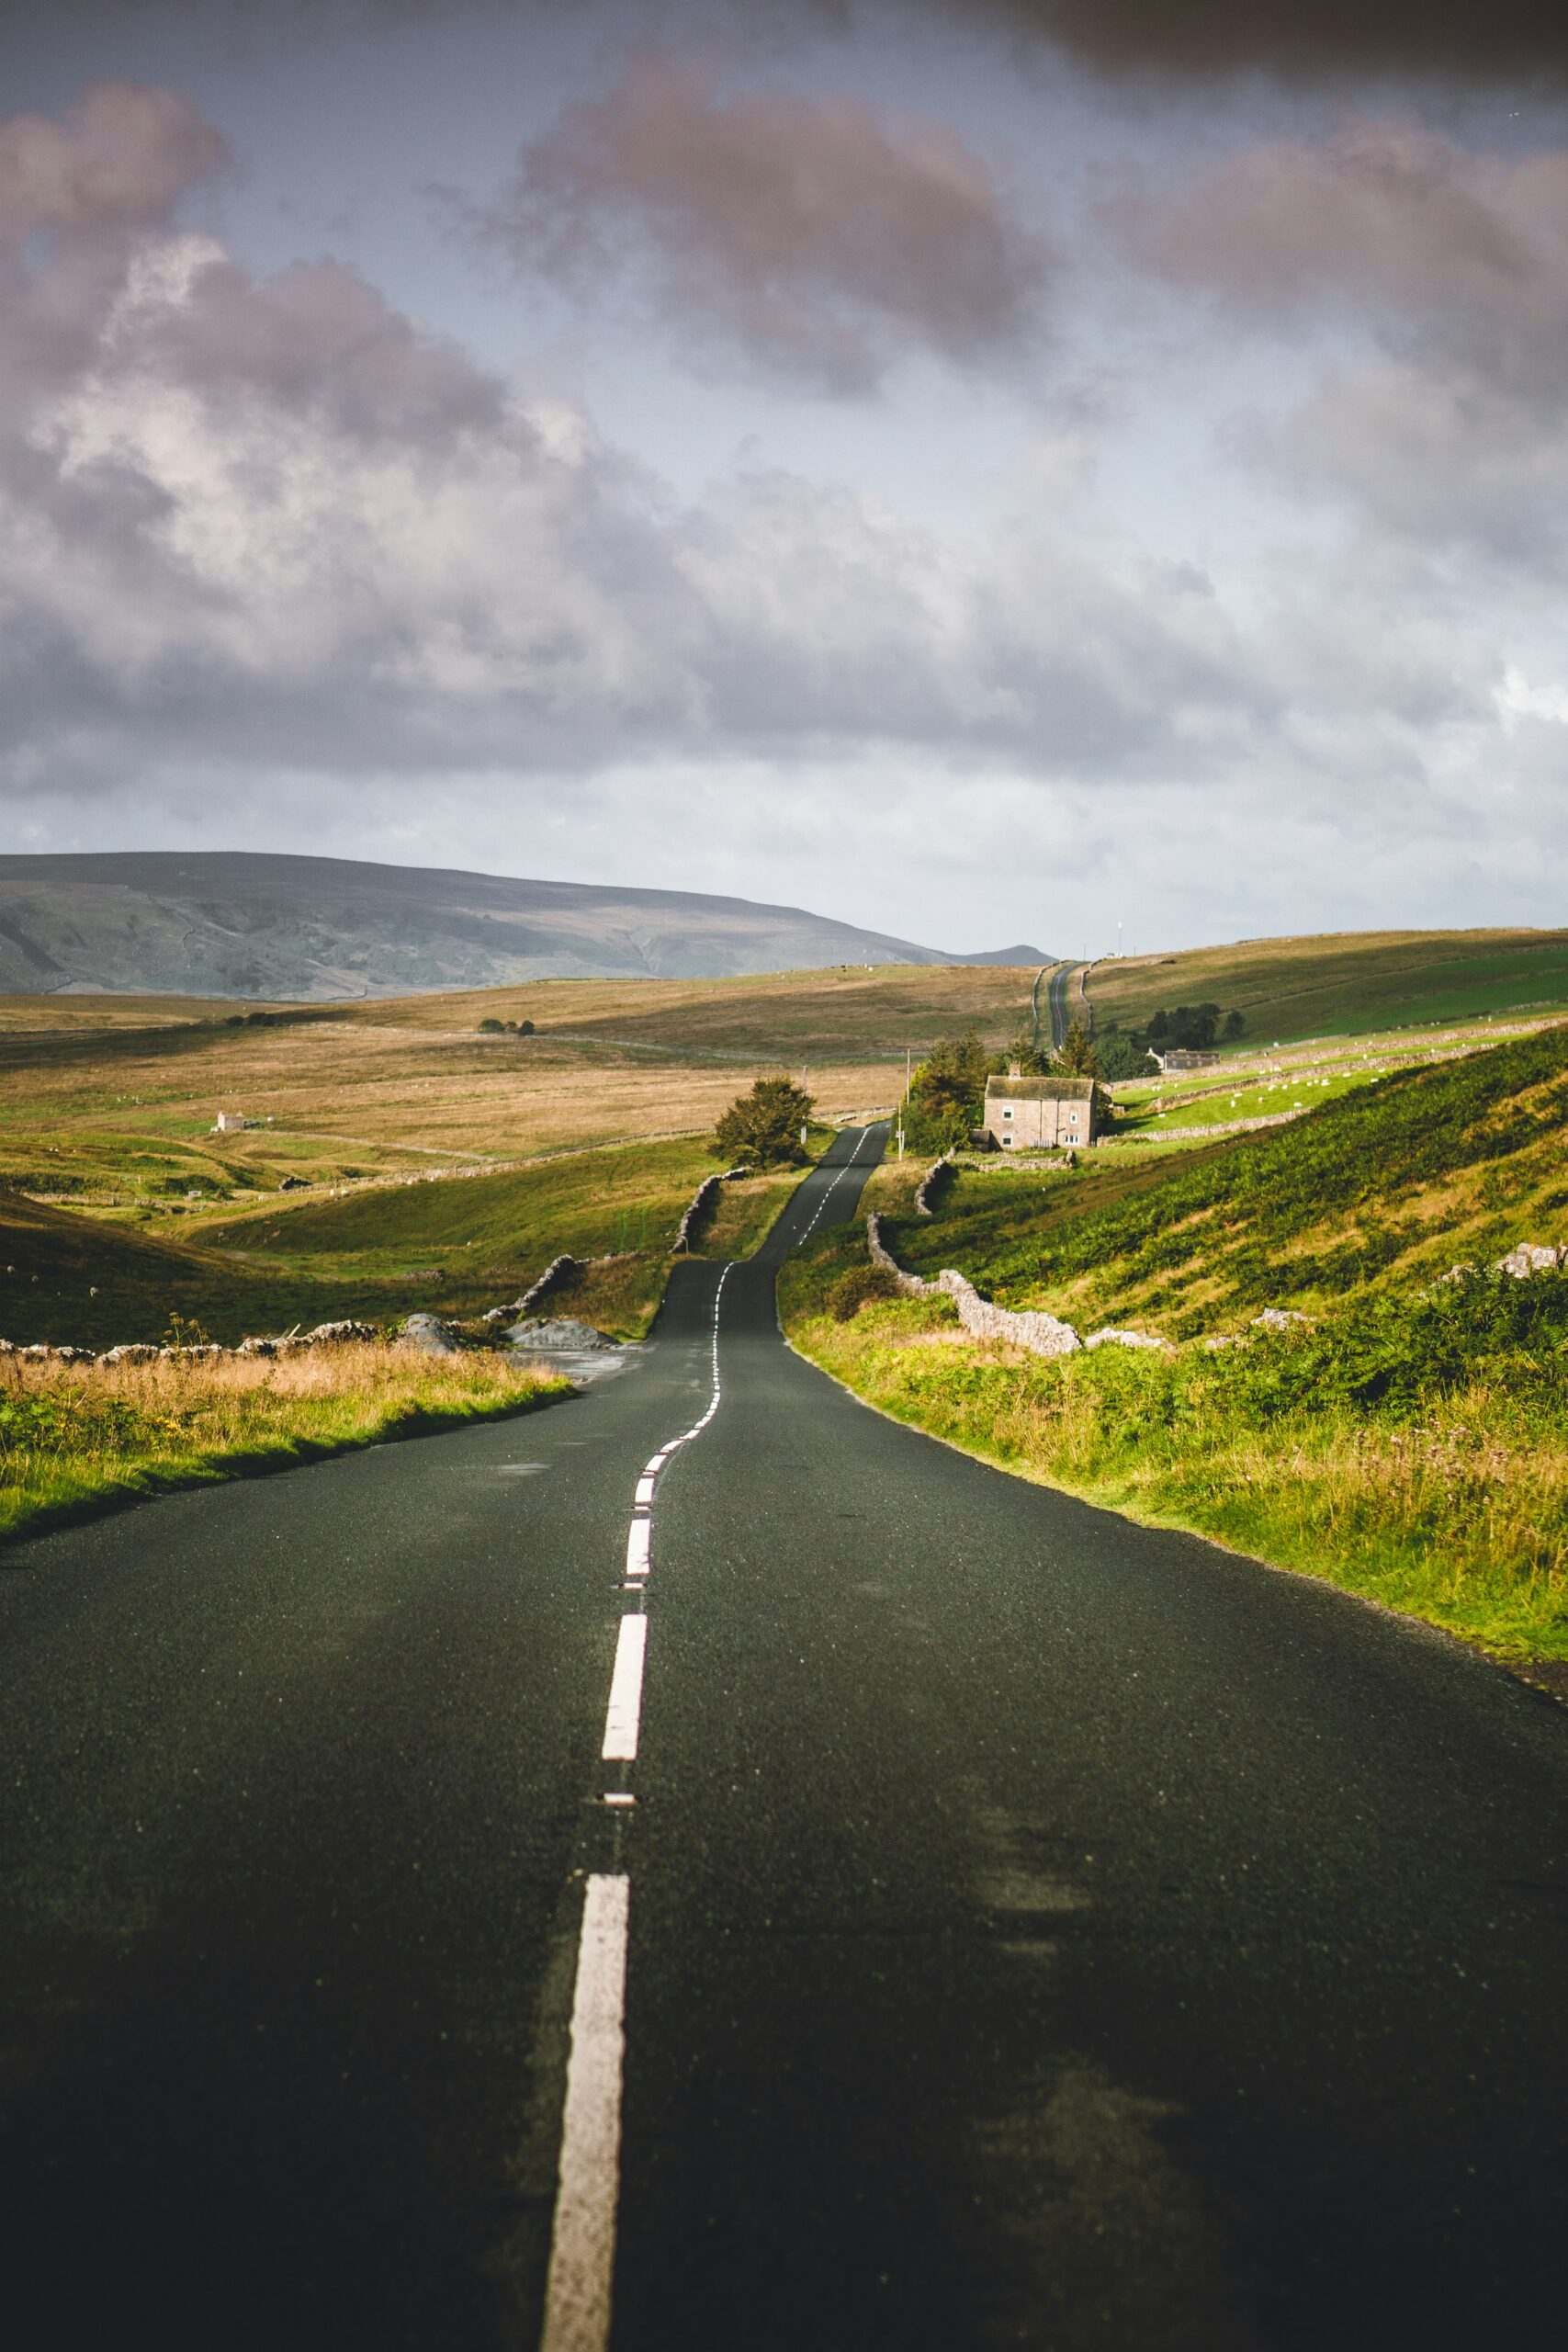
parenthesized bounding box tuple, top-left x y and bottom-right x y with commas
(913, 1156, 954, 1216)
(867, 1214, 1099, 1358)
(515, 1255, 580, 1316)
(674, 1176, 724, 1253)
(0, 1320, 378, 1367)
(673, 1165, 750, 1252)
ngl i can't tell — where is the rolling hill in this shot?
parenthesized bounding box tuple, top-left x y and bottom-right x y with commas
(881, 1017, 1568, 1337)
(1085, 928, 1568, 1045)
(0, 852, 1046, 1000)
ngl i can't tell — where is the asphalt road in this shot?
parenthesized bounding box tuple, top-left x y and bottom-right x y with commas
(1046, 960, 1078, 1047)
(4, 1127, 1567, 2350)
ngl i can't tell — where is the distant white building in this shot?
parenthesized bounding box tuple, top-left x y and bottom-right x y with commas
(213, 1111, 247, 1134)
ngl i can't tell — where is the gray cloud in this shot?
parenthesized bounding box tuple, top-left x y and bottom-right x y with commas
(0, 80, 1233, 797)
(1111, 121, 1568, 562)
(469, 55, 1050, 391)
(1111, 123, 1568, 341)
(0, 79, 226, 239)
(6, 73, 1546, 965)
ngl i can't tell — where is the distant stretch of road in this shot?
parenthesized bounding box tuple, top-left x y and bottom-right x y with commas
(1043, 958, 1082, 1048)
(3, 1129, 1567, 2348)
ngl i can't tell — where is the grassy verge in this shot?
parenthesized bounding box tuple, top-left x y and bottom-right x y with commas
(780, 1229, 1568, 1668)
(0, 1344, 570, 1547)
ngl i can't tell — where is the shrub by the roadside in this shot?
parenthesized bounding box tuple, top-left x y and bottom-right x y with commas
(826, 1264, 903, 1321)
(713, 1074, 816, 1167)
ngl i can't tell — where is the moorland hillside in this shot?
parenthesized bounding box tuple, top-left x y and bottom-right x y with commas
(884, 1020, 1568, 1337)
(1086, 928, 1568, 1046)
(0, 851, 1043, 998)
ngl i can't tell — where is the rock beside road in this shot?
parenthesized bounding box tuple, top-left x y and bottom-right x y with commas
(399, 1312, 463, 1355)
(504, 1317, 617, 1351)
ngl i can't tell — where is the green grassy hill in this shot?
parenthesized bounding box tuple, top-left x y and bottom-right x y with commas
(886, 1019, 1568, 1337)
(1088, 929, 1568, 1046)
(0, 1191, 317, 1348)
(786, 1022, 1568, 1665)
(0, 1134, 807, 1347)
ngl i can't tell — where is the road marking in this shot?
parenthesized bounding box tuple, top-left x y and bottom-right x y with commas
(538, 1873, 630, 2352)
(797, 1125, 878, 1243)
(544, 1143, 881, 2352)
(601, 1614, 649, 1761)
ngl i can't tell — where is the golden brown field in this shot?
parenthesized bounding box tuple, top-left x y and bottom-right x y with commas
(322, 961, 1042, 1055)
(0, 994, 913, 1207)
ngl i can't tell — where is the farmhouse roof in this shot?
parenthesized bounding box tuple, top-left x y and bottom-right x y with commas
(984, 1075, 1097, 1102)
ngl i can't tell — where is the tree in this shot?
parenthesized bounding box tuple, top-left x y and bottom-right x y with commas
(1136, 1001, 1230, 1051)
(1222, 1009, 1247, 1041)
(1096, 1030, 1158, 1080)
(902, 1031, 993, 1151)
(477, 1017, 505, 1034)
(1004, 1029, 1052, 1077)
(713, 1074, 815, 1166)
(1052, 1020, 1103, 1079)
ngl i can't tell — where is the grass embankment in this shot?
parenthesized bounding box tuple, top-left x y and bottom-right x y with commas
(0, 1345, 570, 1547)
(1087, 927, 1568, 1047)
(784, 1025, 1568, 1666)
(895, 1024, 1568, 1333)
(1, 1134, 812, 1346)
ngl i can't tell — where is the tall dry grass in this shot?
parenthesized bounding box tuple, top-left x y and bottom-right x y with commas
(0, 1342, 568, 1544)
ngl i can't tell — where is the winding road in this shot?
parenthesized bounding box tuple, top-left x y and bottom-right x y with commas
(3, 1129, 1566, 2350)
(1042, 959, 1091, 1050)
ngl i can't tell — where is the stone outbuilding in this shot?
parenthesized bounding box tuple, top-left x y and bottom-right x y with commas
(212, 1111, 247, 1133)
(981, 1074, 1100, 1149)
(1150, 1049, 1221, 1073)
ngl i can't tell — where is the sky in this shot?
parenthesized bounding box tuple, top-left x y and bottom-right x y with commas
(2, 1, 1566, 956)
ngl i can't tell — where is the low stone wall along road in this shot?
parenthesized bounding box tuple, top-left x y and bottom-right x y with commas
(2, 1126, 1566, 2349)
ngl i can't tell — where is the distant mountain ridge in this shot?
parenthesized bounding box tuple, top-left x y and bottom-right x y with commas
(0, 853, 1047, 1000)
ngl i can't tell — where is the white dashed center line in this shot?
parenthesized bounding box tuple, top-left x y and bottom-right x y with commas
(796, 1123, 877, 1243)
(541, 1138, 876, 2352)
(538, 1873, 631, 2352)
(600, 1615, 649, 1762)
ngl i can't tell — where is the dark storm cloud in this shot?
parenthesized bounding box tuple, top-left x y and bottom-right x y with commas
(470, 57, 1049, 392)
(22, 0, 1568, 82)
(913, 1, 1568, 83)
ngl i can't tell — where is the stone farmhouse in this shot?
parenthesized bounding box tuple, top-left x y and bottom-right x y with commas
(981, 1074, 1100, 1149)
(1151, 1048, 1221, 1074)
